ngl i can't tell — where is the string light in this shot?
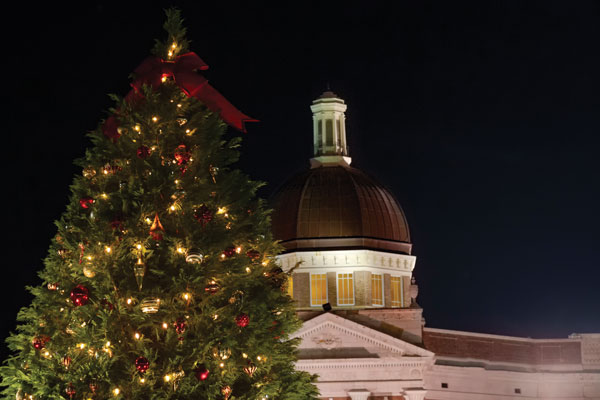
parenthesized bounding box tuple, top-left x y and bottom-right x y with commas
(140, 378, 145, 384)
(113, 388, 120, 396)
(162, 322, 168, 329)
(134, 332, 141, 340)
(105, 246, 112, 254)
(127, 298, 133, 305)
(152, 116, 158, 122)
(78, 343, 86, 350)
(164, 374, 171, 382)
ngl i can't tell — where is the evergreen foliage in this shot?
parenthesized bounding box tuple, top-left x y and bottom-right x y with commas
(1, 10, 319, 400)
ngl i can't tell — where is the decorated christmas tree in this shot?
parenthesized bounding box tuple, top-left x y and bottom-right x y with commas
(1, 10, 318, 400)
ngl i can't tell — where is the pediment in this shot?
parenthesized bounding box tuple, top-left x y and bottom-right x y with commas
(291, 312, 434, 359)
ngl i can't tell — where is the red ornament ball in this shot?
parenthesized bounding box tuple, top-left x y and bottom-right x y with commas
(193, 205, 213, 226)
(194, 364, 210, 381)
(32, 335, 49, 350)
(79, 197, 94, 209)
(246, 249, 260, 261)
(174, 144, 191, 165)
(70, 285, 89, 307)
(235, 313, 250, 328)
(137, 145, 151, 159)
(135, 356, 150, 373)
(222, 246, 237, 259)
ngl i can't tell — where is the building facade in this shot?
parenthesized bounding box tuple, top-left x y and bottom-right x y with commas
(270, 92, 600, 400)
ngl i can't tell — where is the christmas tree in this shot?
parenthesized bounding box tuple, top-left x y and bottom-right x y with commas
(1, 10, 318, 400)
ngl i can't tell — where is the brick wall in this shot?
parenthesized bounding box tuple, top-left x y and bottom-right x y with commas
(423, 329, 582, 366)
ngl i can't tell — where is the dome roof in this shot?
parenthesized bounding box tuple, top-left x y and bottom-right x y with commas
(271, 165, 412, 254)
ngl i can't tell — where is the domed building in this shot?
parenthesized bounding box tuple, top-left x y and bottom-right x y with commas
(270, 92, 600, 400)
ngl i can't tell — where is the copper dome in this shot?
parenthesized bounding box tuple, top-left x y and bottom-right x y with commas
(271, 165, 412, 254)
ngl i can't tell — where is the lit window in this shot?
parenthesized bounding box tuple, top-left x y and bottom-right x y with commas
(310, 273, 328, 306)
(371, 273, 384, 306)
(337, 273, 354, 306)
(390, 276, 404, 308)
(286, 275, 294, 298)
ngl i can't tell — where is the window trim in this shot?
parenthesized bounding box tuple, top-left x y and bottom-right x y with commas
(336, 272, 355, 306)
(390, 275, 404, 308)
(371, 273, 384, 307)
(309, 272, 328, 307)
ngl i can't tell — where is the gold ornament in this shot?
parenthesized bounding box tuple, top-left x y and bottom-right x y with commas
(83, 263, 96, 278)
(221, 386, 232, 399)
(209, 165, 218, 183)
(185, 248, 203, 264)
(133, 259, 146, 290)
(212, 347, 231, 360)
(243, 363, 257, 377)
(140, 297, 160, 313)
(82, 166, 96, 179)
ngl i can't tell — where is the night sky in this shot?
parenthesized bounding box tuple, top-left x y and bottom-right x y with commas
(4, 2, 599, 359)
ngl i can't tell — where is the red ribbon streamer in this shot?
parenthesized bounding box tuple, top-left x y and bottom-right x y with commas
(103, 52, 257, 140)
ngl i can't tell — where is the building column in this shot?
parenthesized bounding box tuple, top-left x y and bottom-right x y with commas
(347, 389, 371, 400)
(403, 388, 427, 400)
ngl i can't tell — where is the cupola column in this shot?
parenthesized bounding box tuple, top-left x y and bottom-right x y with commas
(310, 91, 352, 168)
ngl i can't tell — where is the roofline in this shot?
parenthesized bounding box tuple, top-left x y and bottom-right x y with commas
(424, 327, 581, 343)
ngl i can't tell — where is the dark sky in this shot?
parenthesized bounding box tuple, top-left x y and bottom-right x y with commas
(4, 1, 600, 359)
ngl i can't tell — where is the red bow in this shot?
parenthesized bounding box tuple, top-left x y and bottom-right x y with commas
(103, 52, 257, 140)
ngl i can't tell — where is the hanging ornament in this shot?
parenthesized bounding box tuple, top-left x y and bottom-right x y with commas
(82, 262, 96, 278)
(70, 285, 89, 307)
(185, 248, 203, 264)
(65, 383, 76, 399)
(140, 297, 161, 313)
(32, 335, 50, 350)
(133, 259, 146, 290)
(102, 162, 122, 175)
(79, 197, 94, 209)
(57, 248, 68, 258)
(176, 118, 187, 126)
(149, 213, 165, 240)
(209, 165, 219, 183)
(62, 356, 72, 369)
(47, 282, 59, 291)
(204, 281, 220, 294)
(194, 364, 209, 381)
(212, 347, 231, 360)
(137, 145, 152, 159)
(193, 205, 213, 226)
(246, 249, 260, 262)
(235, 313, 250, 328)
(89, 382, 98, 394)
(221, 385, 232, 400)
(222, 246, 237, 259)
(78, 242, 86, 264)
(174, 317, 187, 334)
(228, 290, 244, 305)
(243, 363, 257, 377)
(82, 166, 96, 179)
(174, 144, 191, 165)
(135, 356, 150, 373)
